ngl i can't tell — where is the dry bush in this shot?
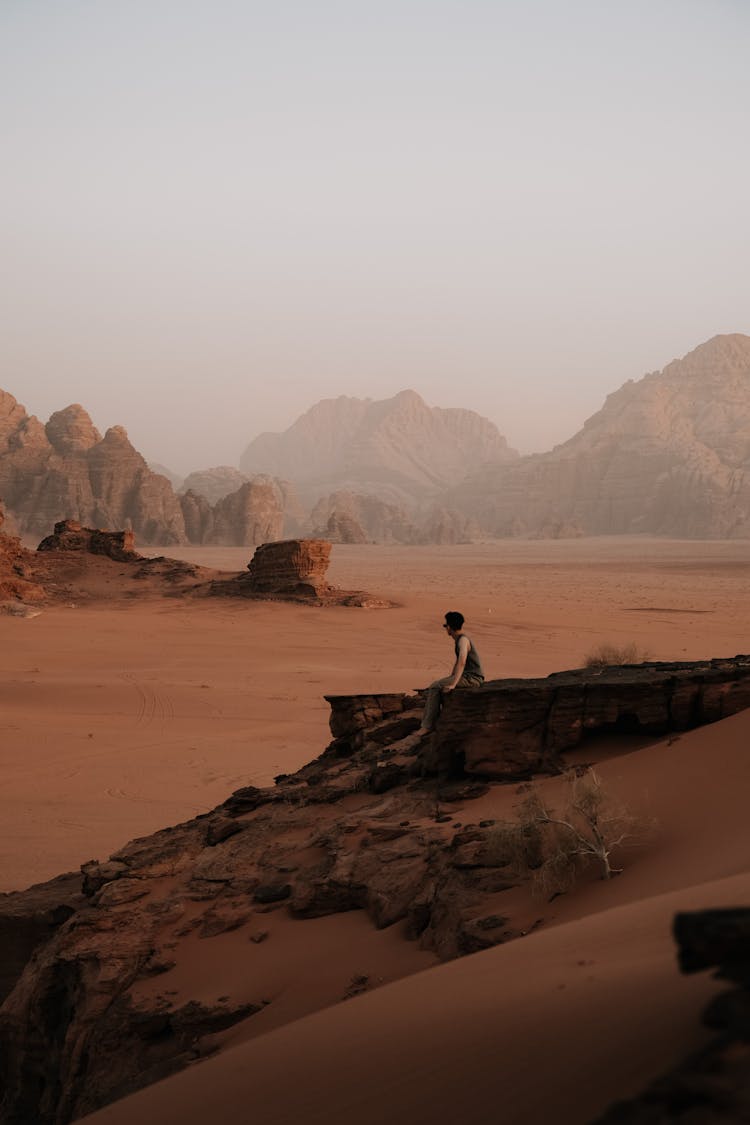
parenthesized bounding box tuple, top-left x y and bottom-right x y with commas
(484, 769, 650, 898)
(583, 642, 651, 671)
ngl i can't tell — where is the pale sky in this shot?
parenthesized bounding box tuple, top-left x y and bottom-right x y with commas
(2, 0, 749, 475)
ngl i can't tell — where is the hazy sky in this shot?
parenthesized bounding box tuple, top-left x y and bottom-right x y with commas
(2, 0, 749, 475)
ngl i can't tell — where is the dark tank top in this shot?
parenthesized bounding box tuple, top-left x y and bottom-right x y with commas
(456, 634, 484, 680)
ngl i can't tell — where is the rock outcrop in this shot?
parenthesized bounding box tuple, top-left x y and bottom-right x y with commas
(245, 538, 332, 596)
(37, 520, 139, 562)
(318, 511, 369, 544)
(206, 477, 284, 547)
(311, 490, 418, 544)
(180, 466, 249, 505)
(240, 389, 518, 508)
(0, 501, 46, 603)
(0, 875, 82, 1007)
(326, 656, 750, 780)
(594, 907, 750, 1122)
(178, 476, 301, 545)
(0, 392, 187, 544)
(2, 655, 750, 1124)
(449, 334, 750, 538)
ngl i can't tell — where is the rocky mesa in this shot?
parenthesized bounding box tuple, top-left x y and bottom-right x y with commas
(446, 334, 750, 538)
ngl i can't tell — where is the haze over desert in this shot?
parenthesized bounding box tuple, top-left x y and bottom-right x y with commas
(4, 0, 750, 1120)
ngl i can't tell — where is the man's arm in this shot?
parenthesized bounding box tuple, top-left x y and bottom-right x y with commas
(443, 636, 470, 692)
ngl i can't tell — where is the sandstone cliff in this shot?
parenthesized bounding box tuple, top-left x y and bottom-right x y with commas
(180, 472, 307, 540)
(180, 466, 249, 505)
(0, 392, 187, 545)
(310, 490, 418, 544)
(0, 501, 45, 603)
(448, 334, 750, 538)
(0, 392, 300, 549)
(240, 389, 518, 507)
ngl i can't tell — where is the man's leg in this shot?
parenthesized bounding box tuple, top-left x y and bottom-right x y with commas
(420, 677, 451, 733)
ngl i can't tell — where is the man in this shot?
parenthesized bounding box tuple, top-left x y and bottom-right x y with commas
(418, 611, 485, 735)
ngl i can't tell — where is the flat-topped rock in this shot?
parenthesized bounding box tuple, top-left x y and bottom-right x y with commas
(326, 656, 750, 778)
(37, 520, 139, 562)
(245, 538, 332, 596)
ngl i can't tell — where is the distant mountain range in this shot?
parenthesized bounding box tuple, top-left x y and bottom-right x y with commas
(240, 388, 518, 507)
(445, 333, 750, 538)
(3, 333, 750, 544)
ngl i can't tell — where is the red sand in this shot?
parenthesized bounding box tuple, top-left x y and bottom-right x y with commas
(3, 538, 747, 892)
(3, 538, 749, 1123)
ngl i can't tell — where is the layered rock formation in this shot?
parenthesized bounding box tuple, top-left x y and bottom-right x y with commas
(0, 501, 45, 603)
(240, 389, 518, 507)
(178, 478, 282, 546)
(180, 466, 249, 505)
(245, 538, 332, 596)
(449, 334, 750, 538)
(0, 392, 187, 545)
(204, 477, 284, 547)
(3, 655, 750, 1124)
(0, 390, 302, 548)
(326, 655, 750, 780)
(37, 520, 138, 562)
(311, 490, 417, 544)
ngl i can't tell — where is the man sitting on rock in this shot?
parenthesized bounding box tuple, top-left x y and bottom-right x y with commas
(418, 611, 485, 735)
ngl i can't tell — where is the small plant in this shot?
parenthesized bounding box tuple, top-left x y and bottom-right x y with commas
(484, 768, 650, 897)
(583, 642, 651, 671)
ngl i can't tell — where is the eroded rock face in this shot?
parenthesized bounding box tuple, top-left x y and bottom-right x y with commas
(311, 490, 417, 544)
(0, 499, 46, 602)
(45, 405, 101, 455)
(245, 538, 331, 595)
(0, 875, 82, 1007)
(0, 391, 187, 544)
(240, 389, 517, 508)
(37, 520, 139, 562)
(448, 333, 750, 538)
(319, 511, 369, 544)
(207, 476, 284, 547)
(180, 466, 249, 506)
(326, 656, 750, 779)
(178, 476, 289, 546)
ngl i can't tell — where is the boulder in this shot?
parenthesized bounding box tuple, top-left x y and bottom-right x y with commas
(37, 520, 139, 562)
(245, 538, 332, 596)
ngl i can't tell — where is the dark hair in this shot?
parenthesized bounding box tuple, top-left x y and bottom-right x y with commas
(444, 611, 464, 630)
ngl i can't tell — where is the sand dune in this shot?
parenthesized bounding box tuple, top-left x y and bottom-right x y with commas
(82, 701, 750, 1124)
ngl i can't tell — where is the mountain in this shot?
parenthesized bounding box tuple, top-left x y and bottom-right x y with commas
(240, 389, 518, 506)
(180, 466, 249, 505)
(447, 334, 750, 538)
(0, 393, 295, 548)
(0, 394, 187, 544)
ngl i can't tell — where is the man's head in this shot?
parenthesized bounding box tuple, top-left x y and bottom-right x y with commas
(443, 611, 464, 635)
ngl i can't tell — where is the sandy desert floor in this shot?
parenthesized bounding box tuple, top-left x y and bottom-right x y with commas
(2, 537, 747, 893)
(3, 537, 749, 1124)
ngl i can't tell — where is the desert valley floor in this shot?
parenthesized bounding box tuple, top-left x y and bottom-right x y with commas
(2, 537, 750, 1124)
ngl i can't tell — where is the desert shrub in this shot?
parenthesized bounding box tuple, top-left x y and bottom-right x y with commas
(583, 642, 651, 671)
(483, 817, 543, 870)
(485, 768, 649, 897)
